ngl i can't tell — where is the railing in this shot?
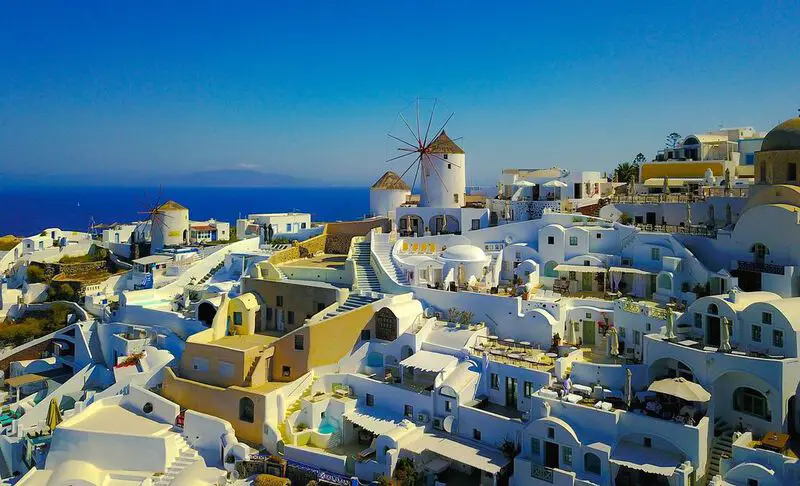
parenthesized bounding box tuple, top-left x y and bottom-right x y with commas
(635, 223, 717, 237)
(531, 464, 554, 483)
(737, 260, 785, 275)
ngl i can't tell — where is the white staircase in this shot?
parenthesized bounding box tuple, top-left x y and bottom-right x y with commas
(153, 435, 202, 486)
(372, 237, 408, 285)
(707, 419, 733, 479)
(352, 241, 381, 292)
(323, 294, 379, 320)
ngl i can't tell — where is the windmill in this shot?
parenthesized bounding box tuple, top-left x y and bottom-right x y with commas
(130, 188, 166, 257)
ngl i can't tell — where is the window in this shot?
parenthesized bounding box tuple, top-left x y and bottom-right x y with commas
(471, 219, 480, 231)
(562, 446, 572, 466)
(547, 236, 554, 245)
(239, 397, 255, 423)
(524, 381, 533, 398)
(443, 153, 448, 160)
(619, 327, 626, 338)
(282, 366, 291, 377)
(583, 260, 590, 266)
(621, 257, 632, 266)
(747, 479, 759, 486)
(294, 335, 304, 350)
(735, 388, 770, 420)
(646, 323, 652, 332)
(569, 236, 578, 246)
(547, 427, 555, 439)
(218, 360, 235, 378)
(473, 429, 482, 441)
(490, 373, 499, 390)
(143, 402, 154, 414)
(366, 393, 374, 406)
(233, 312, 243, 326)
(762, 312, 772, 325)
(447, 163, 452, 169)
(694, 312, 702, 328)
(773, 329, 784, 348)
(361, 329, 371, 341)
(265, 307, 273, 321)
(708, 303, 718, 315)
(752, 325, 762, 343)
(404, 405, 413, 418)
(287, 311, 295, 325)
(634, 330, 641, 345)
(301, 222, 307, 229)
(585, 312, 592, 319)
(531, 438, 541, 456)
(643, 437, 652, 448)
(454, 193, 459, 204)
(584, 453, 601, 474)
(596, 233, 602, 239)
(276, 296, 283, 307)
(650, 248, 660, 261)
(789, 163, 797, 181)
(445, 400, 452, 412)
(286, 223, 292, 232)
(569, 271, 576, 280)
(375, 308, 398, 341)
(317, 302, 325, 312)
(191, 357, 209, 372)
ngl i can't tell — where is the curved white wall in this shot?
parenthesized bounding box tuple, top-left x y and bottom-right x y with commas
(420, 152, 466, 208)
(370, 188, 410, 218)
(152, 209, 189, 249)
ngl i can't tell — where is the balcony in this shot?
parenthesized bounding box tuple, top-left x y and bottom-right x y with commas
(737, 260, 785, 275)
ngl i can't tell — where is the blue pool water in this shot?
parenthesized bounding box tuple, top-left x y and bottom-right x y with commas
(318, 420, 337, 434)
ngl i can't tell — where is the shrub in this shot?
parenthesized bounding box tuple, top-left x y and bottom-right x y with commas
(375, 476, 392, 486)
(253, 475, 290, 486)
(393, 458, 418, 486)
(26, 265, 46, 283)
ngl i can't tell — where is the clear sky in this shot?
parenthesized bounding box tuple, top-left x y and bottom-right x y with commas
(1, 1, 798, 186)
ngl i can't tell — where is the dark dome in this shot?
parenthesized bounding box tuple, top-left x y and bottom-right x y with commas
(762, 118, 800, 152)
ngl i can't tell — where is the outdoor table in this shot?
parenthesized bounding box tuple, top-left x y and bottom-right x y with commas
(546, 352, 558, 359)
(519, 341, 531, 348)
(490, 349, 506, 357)
(761, 432, 790, 452)
(539, 389, 559, 399)
(678, 339, 698, 347)
(594, 401, 613, 411)
(474, 344, 485, 352)
(507, 353, 522, 361)
(703, 346, 717, 352)
(572, 384, 592, 396)
(564, 393, 582, 404)
(488, 335, 499, 342)
(645, 400, 663, 414)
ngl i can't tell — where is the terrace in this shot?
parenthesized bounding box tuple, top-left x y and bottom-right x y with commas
(472, 336, 556, 372)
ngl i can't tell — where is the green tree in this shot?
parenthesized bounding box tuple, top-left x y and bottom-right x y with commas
(613, 162, 639, 184)
(393, 458, 418, 486)
(666, 132, 682, 149)
(633, 152, 647, 166)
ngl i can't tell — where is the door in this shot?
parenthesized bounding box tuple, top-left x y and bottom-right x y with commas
(646, 212, 656, 226)
(276, 310, 285, 332)
(707, 316, 720, 346)
(505, 377, 518, 408)
(574, 183, 582, 199)
(582, 273, 593, 291)
(544, 442, 560, 469)
(582, 320, 595, 346)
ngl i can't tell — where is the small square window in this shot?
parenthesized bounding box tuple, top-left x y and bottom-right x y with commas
(233, 312, 243, 325)
(490, 373, 499, 390)
(445, 400, 452, 412)
(585, 312, 592, 319)
(447, 163, 452, 169)
(282, 365, 291, 377)
(752, 325, 762, 342)
(643, 437, 652, 448)
(471, 219, 481, 231)
(360, 329, 371, 341)
(651, 248, 660, 261)
(366, 393, 374, 406)
(531, 438, 541, 456)
(276, 296, 283, 307)
(569, 236, 578, 246)
(547, 236, 554, 245)
(762, 312, 772, 325)
(524, 381, 533, 398)
(473, 428, 481, 441)
(773, 329, 783, 347)
(404, 405, 413, 418)
(562, 446, 573, 466)
(443, 153, 448, 160)
(294, 335, 304, 350)
(454, 193, 459, 204)
(547, 427, 555, 439)
(596, 233, 602, 239)
(288, 311, 295, 325)
(747, 479, 759, 486)
(646, 323, 651, 332)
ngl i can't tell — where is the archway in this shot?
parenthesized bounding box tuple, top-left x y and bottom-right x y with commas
(713, 370, 779, 435)
(182, 229, 188, 243)
(657, 273, 672, 291)
(197, 302, 216, 326)
(649, 357, 696, 382)
(544, 261, 559, 278)
(429, 215, 461, 235)
(239, 397, 255, 423)
(751, 243, 769, 264)
(400, 214, 425, 237)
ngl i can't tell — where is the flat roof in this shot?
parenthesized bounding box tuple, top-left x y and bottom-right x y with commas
(132, 255, 172, 265)
(64, 404, 171, 436)
(5, 367, 71, 388)
(400, 351, 458, 373)
(278, 254, 346, 269)
(405, 432, 509, 474)
(210, 333, 279, 351)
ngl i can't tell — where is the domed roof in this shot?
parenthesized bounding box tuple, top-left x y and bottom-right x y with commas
(428, 130, 465, 154)
(762, 118, 800, 152)
(158, 200, 188, 211)
(441, 244, 486, 261)
(371, 171, 411, 191)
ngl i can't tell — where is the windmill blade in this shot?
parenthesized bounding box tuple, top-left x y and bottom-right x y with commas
(425, 154, 450, 193)
(385, 150, 419, 164)
(399, 113, 421, 146)
(398, 154, 422, 179)
(410, 158, 421, 195)
(424, 112, 455, 150)
(422, 98, 438, 147)
(416, 98, 421, 149)
(388, 133, 419, 150)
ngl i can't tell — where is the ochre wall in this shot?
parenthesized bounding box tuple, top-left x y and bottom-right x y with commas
(180, 341, 256, 388)
(755, 150, 800, 185)
(640, 161, 725, 180)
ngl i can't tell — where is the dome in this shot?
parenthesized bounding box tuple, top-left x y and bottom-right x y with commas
(371, 171, 411, 191)
(441, 244, 486, 262)
(761, 118, 800, 152)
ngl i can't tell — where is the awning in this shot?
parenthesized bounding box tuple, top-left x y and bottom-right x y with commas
(610, 441, 681, 476)
(643, 178, 702, 188)
(648, 377, 711, 402)
(5, 368, 70, 388)
(405, 433, 509, 475)
(512, 180, 536, 187)
(543, 180, 568, 188)
(608, 266, 655, 276)
(343, 408, 406, 435)
(400, 350, 458, 373)
(553, 264, 607, 273)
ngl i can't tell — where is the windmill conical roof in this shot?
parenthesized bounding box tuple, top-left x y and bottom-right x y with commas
(158, 200, 188, 211)
(371, 171, 411, 191)
(428, 130, 464, 154)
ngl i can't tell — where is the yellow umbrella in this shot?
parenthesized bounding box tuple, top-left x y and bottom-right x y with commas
(47, 398, 62, 432)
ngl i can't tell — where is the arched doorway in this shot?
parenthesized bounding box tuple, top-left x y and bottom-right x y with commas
(197, 302, 216, 326)
(182, 229, 188, 243)
(429, 215, 460, 235)
(649, 357, 696, 382)
(544, 261, 559, 278)
(400, 215, 425, 237)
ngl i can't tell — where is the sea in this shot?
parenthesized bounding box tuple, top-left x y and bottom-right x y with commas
(0, 185, 369, 236)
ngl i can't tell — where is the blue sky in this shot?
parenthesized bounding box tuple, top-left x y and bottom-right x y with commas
(1, 1, 798, 186)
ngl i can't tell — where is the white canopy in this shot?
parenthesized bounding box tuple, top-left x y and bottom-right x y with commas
(512, 180, 536, 187)
(405, 433, 509, 475)
(400, 350, 458, 374)
(610, 441, 681, 476)
(608, 266, 655, 276)
(343, 408, 406, 435)
(648, 377, 711, 402)
(554, 264, 607, 274)
(543, 180, 568, 188)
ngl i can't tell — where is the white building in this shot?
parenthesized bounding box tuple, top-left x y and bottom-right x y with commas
(151, 200, 190, 250)
(236, 212, 312, 239)
(189, 219, 230, 243)
(369, 171, 411, 219)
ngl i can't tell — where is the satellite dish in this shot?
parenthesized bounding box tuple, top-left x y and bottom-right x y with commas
(423, 307, 432, 318)
(504, 235, 513, 245)
(442, 415, 454, 433)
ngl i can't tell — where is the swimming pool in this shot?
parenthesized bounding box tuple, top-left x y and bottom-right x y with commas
(318, 420, 337, 434)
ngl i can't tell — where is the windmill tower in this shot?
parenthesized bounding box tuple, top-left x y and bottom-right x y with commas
(386, 98, 466, 209)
